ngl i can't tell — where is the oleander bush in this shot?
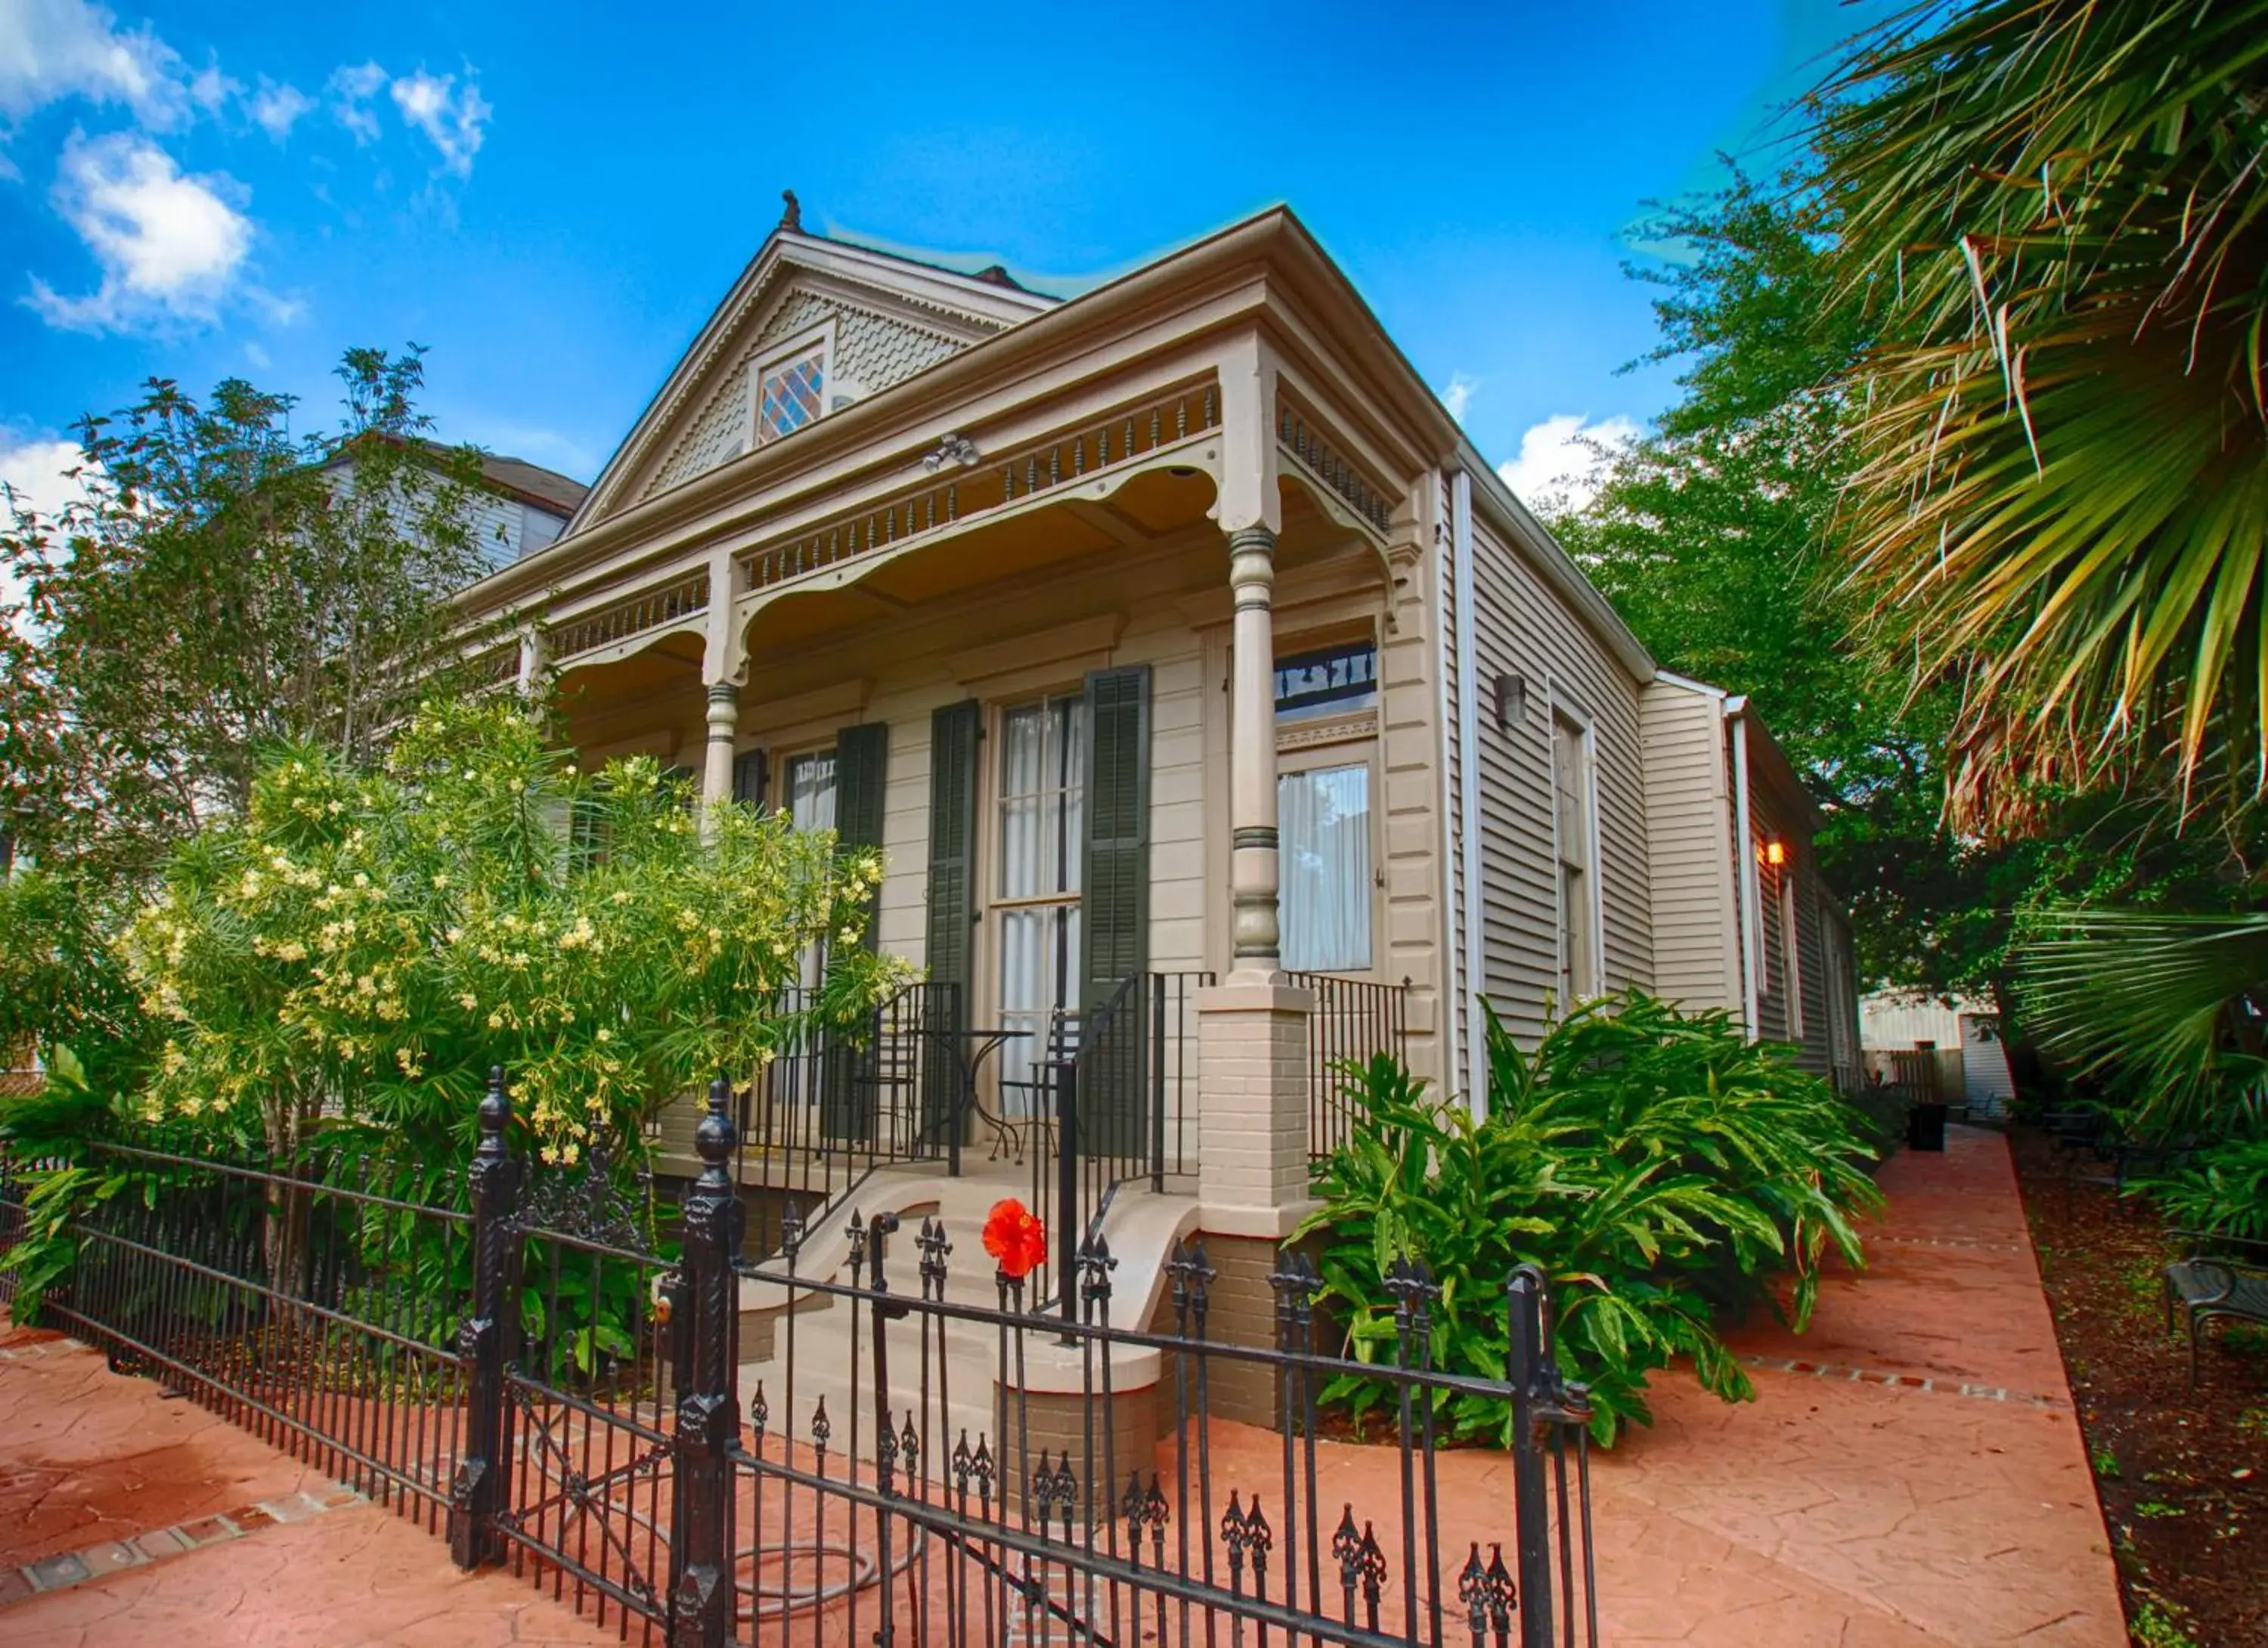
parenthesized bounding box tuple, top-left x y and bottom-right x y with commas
(1298, 992, 1882, 1445)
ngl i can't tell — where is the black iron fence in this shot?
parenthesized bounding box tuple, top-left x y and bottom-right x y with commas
(1027, 970, 1211, 1313)
(1292, 971, 1413, 1161)
(0, 1071, 1600, 1647)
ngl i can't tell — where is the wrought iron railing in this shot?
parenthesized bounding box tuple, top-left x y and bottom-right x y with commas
(648, 981, 961, 1260)
(1026, 971, 1211, 1313)
(8, 1073, 1605, 1647)
(1291, 971, 1414, 1161)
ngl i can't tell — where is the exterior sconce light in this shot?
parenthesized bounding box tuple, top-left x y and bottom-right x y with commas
(1493, 672, 1528, 726)
(1763, 838, 1788, 868)
(922, 432, 983, 473)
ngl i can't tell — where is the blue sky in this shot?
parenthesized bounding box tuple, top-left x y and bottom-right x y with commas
(0, 0, 1870, 517)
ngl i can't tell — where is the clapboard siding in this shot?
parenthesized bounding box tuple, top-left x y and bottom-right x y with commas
(1461, 506, 1652, 1045)
(1638, 680, 1740, 1016)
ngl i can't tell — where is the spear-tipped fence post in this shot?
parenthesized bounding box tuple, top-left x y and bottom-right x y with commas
(671, 1077, 742, 1647)
(1507, 1264, 1556, 1646)
(451, 1067, 522, 1570)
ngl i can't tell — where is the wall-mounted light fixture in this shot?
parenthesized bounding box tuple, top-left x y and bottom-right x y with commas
(1763, 838, 1788, 868)
(922, 432, 983, 473)
(1493, 671, 1528, 727)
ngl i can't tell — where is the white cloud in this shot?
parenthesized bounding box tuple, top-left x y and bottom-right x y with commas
(1497, 413, 1641, 517)
(0, 429, 100, 615)
(23, 130, 252, 333)
(389, 67, 488, 178)
(0, 430, 94, 521)
(246, 76, 311, 141)
(0, 0, 188, 128)
(328, 60, 386, 143)
(185, 60, 238, 115)
(1440, 373, 1478, 423)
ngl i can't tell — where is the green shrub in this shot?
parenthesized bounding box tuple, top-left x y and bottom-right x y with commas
(1297, 992, 1881, 1445)
(2133, 1137, 2268, 1241)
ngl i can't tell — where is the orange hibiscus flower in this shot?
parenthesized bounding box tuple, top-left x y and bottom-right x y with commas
(981, 1197, 1047, 1281)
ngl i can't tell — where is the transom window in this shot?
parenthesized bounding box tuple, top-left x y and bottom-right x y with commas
(1275, 640, 1377, 722)
(994, 696, 1087, 1114)
(756, 347, 825, 445)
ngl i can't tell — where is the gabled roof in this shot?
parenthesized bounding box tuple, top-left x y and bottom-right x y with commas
(321, 434, 587, 517)
(568, 200, 1056, 532)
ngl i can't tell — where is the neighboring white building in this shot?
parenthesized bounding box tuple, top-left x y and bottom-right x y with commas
(323, 441, 590, 575)
(1861, 989, 2015, 1117)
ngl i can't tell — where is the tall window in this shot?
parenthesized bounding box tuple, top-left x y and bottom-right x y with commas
(1552, 711, 1597, 1007)
(1278, 765, 1373, 971)
(784, 750, 836, 990)
(1780, 868, 1805, 1039)
(756, 345, 825, 445)
(995, 695, 1086, 1114)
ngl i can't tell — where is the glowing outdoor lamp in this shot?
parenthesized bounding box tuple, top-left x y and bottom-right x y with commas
(1762, 838, 1788, 867)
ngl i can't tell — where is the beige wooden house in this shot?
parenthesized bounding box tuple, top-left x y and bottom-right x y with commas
(452, 202, 1862, 1376)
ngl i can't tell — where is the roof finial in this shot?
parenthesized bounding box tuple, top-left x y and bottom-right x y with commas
(779, 189, 802, 234)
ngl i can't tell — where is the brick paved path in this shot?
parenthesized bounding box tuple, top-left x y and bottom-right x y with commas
(0, 1325, 615, 1647)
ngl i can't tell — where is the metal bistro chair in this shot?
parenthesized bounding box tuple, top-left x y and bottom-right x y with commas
(996, 1008, 1082, 1165)
(2164, 1229, 2268, 1388)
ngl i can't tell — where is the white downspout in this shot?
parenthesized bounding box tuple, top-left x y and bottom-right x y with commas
(1431, 482, 1463, 1102)
(1728, 696, 1761, 1042)
(1452, 470, 1486, 1111)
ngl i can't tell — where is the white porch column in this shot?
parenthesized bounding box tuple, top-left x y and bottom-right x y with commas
(1194, 335, 1313, 1240)
(514, 625, 549, 697)
(1226, 524, 1282, 975)
(700, 682, 739, 840)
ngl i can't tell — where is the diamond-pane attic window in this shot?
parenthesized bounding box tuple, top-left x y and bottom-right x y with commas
(757, 348, 825, 445)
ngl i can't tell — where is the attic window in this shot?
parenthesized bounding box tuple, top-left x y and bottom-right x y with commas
(755, 345, 825, 445)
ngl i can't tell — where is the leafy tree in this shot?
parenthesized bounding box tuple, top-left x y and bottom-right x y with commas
(113, 697, 908, 1173)
(0, 868, 153, 1094)
(1555, 172, 1989, 993)
(0, 348, 507, 888)
(1815, 0, 2268, 832)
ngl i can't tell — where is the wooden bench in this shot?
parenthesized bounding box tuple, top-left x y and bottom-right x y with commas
(2164, 1229, 2268, 1386)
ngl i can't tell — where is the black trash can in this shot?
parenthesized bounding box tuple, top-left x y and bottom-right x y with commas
(1907, 1101, 1949, 1152)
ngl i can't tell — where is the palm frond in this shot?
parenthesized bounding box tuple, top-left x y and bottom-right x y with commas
(2016, 907, 2268, 1129)
(1817, 0, 2268, 829)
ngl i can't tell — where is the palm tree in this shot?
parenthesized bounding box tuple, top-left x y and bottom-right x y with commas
(1817, 0, 2268, 833)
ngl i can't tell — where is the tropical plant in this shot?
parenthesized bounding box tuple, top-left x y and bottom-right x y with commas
(2133, 1138, 2268, 1241)
(2015, 910, 2268, 1135)
(1297, 993, 1881, 1444)
(1815, 0, 2268, 832)
(0, 868, 155, 1092)
(113, 695, 909, 1170)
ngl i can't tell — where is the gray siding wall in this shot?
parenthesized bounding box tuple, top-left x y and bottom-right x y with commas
(1637, 680, 1741, 1018)
(1457, 494, 1653, 1047)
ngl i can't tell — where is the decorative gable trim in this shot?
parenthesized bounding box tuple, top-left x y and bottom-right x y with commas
(575, 231, 1054, 529)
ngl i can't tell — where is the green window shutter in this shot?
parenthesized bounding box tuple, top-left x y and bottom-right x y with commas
(822, 721, 888, 1141)
(1080, 665, 1151, 1003)
(921, 700, 981, 1145)
(1080, 665, 1151, 1160)
(732, 748, 767, 807)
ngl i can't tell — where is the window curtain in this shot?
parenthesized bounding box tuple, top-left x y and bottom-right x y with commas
(1278, 764, 1371, 972)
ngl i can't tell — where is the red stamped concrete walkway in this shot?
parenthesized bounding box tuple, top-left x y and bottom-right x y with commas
(0, 1325, 615, 1647)
(1586, 1123, 2124, 1645)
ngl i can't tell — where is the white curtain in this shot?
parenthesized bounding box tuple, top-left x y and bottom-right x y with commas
(787, 752, 837, 994)
(995, 699, 1086, 1114)
(1278, 764, 1371, 972)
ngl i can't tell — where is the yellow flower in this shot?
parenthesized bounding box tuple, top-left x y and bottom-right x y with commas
(595, 1028, 611, 1043)
(487, 1013, 503, 1030)
(459, 993, 478, 1011)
